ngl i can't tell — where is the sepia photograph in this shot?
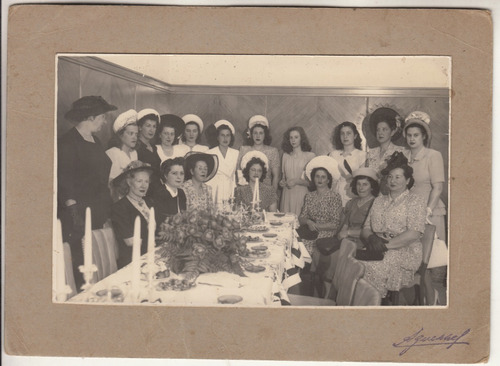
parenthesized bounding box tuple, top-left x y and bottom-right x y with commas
(53, 54, 450, 308)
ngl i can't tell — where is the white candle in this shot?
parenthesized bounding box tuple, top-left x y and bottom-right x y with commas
(131, 216, 141, 297)
(84, 207, 92, 269)
(214, 185, 219, 206)
(55, 220, 66, 301)
(256, 178, 260, 207)
(147, 207, 156, 283)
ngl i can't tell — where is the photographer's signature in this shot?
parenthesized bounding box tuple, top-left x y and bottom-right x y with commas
(393, 327, 470, 356)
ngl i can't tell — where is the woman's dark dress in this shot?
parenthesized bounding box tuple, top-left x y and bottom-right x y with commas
(151, 185, 187, 225)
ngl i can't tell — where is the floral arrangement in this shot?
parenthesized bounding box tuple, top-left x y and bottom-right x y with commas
(155, 208, 251, 282)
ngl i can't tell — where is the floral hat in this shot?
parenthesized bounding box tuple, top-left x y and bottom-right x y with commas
(404, 111, 432, 146)
(112, 160, 153, 187)
(305, 156, 341, 182)
(240, 150, 269, 170)
(113, 109, 138, 133)
(182, 114, 204, 132)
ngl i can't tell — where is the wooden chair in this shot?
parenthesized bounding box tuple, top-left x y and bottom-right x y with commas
(352, 278, 381, 306)
(327, 240, 365, 305)
(63, 242, 77, 299)
(391, 224, 436, 305)
(90, 227, 118, 283)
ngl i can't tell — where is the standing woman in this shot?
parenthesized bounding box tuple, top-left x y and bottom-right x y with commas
(156, 114, 189, 165)
(279, 126, 315, 216)
(151, 157, 187, 225)
(404, 111, 446, 241)
(181, 114, 209, 153)
(182, 152, 219, 211)
(136, 108, 161, 168)
(58, 95, 117, 290)
(238, 115, 280, 190)
(328, 121, 367, 206)
(110, 161, 154, 269)
(234, 151, 278, 212)
(106, 109, 139, 201)
(366, 108, 406, 189)
(207, 120, 239, 206)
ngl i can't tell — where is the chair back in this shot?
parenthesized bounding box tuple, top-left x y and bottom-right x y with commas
(288, 294, 336, 306)
(91, 227, 118, 283)
(421, 224, 436, 266)
(352, 278, 381, 306)
(332, 240, 365, 306)
(63, 242, 77, 298)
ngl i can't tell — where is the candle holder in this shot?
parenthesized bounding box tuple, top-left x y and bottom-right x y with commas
(79, 263, 98, 294)
(54, 285, 73, 302)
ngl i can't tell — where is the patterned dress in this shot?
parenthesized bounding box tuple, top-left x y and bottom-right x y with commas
(238, 145, 280, 187)
(234, 183, 278, 212)
(361, 190, 426, 297)
(328, 149, 367, 206)
(298, 190, 343, 254)
(182, 179, 213, 211)
(280, 151, 316, 216)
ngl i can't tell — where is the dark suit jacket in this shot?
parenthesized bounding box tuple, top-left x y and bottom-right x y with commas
(151, 184, 187, 225)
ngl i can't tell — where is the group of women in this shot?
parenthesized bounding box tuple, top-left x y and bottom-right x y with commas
(58, 95, 447, 305)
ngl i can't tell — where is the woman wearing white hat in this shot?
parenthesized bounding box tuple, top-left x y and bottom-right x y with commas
(404, 111, 446, 241)
(181, 114, 209, 153)
(237, 115, 280, 190)
(206, 120, 239, 206)
(234, 151, 278, 212)
(106, 109, 139, 200)
(298, 156, 343, 297)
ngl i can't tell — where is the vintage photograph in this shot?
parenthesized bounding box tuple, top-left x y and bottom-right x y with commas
(53, 54, 450, 307)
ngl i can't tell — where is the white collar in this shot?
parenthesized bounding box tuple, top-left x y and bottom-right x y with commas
(165, 183, 178, 197)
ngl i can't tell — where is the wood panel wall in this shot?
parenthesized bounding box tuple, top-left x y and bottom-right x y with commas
(57, 58, 449, 204)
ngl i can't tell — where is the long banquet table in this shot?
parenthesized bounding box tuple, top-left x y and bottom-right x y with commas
(68, 213, 311, 306)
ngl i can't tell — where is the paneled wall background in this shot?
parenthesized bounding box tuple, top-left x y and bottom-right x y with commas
(57, 57, 449, 205)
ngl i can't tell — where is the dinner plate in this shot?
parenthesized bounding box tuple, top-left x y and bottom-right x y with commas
(273, 212, 286, 217)
(246, 236, 262, 242)
(251, 245, 268, 251)
(262, 233, 278, 238)
(270, 221, 283, 226)
(242, 250, 271, 259)
(247, 225, 269, 232)
(218, 295, 243, 304)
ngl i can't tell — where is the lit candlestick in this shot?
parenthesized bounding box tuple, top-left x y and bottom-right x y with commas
(131, 216, 141, 300)
(255, 178, 260, 209)
(147, 207, 156, 285)
(84, 207, 92, 269)
(214, 185, 219, 207)
(55, 219, 67, 301)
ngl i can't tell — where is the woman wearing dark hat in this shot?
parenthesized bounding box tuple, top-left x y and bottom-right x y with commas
(366, 107, 406, 176)
(359, 152, 426, 301)
(57, 95, 117, 289)
(156, 114, 190, 164)
(182, 152, 218, 211)
(151, 157, 187, 225)
(404, 111, 446, 242)
(328, 121, 367, 206)
(110, 161, 154, 269)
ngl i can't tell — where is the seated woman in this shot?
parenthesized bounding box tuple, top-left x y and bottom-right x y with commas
(234, 151, 278, 212)
(151, 157, 187, 225)
(110, 161, 154, 269)
(182, 152, 218, 211)
(359, 152, 426, 301)
(298, 156, 343, 297)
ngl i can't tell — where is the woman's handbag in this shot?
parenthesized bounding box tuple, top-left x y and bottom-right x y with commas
(355, 249, 385, 261)
(296, 224, 319, 240)
(427, 236, 448, 268)
(316, 236, 342, 256)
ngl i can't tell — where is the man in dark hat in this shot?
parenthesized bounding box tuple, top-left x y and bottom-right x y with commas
(57, 96, 117, 291)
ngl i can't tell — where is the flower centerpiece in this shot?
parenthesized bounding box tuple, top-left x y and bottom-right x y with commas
(156, 208, 250, 282)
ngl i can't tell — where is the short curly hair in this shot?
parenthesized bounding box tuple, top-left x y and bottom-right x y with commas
(308, 167, 333, 191)
(242, 157, 267, 183)
(350, 175, 380, 197)
(331, 121, 363, 150)
(160, 157, 185, 183)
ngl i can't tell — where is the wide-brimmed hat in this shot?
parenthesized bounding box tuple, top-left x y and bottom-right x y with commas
(353, 167, 378, 182)
(64, 96, 117, 122)
(305, 156, 341, 182)
(368, 107, 404, 141)
(248, 115, 269, 130)
(113, 109, 138, 133)
(112, 160, 153, 187)
(240, 150, 269, 170)
(214, 119, 235, 135)
(184, 151, 219, 182)
(137, 108, 160, 124)
(160, 114, 185, 139)
(404, 111, 432, 146)
(182, 114, 204, 132)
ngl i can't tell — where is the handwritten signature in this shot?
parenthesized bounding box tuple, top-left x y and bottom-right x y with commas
(393, 328, 470, 356)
